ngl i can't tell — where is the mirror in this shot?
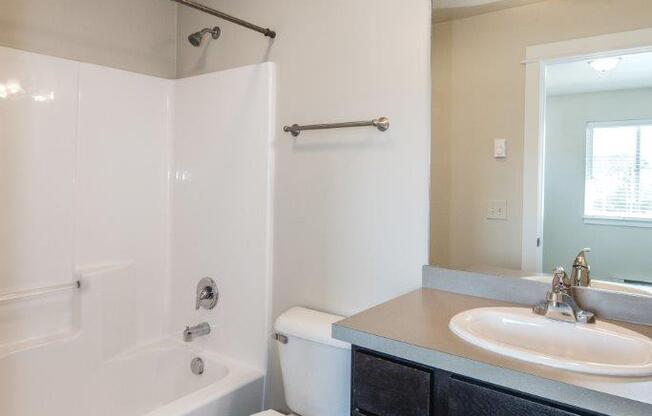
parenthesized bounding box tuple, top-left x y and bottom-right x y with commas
(430, 2, 652, 296)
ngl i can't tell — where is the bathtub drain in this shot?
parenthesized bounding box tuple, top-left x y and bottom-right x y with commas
(191, 357, 205, 375)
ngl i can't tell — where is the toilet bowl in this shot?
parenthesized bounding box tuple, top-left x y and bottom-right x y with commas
(250, 307, 351, 416)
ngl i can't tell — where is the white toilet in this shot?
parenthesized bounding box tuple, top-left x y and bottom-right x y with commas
(252, 307, 351, 416)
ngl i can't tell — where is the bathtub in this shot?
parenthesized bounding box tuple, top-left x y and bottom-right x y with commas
(0, 261, 266, 416)
(0, 338, 263, 416)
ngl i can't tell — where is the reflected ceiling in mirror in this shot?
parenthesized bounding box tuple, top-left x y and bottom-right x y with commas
(432, 0, 549, 23)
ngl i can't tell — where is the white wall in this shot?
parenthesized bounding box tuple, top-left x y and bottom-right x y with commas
(544, 88, 652, 282)
(176, 0, 432, 410)
(170, 63, 275, 376)
(0, 0, 178, 78)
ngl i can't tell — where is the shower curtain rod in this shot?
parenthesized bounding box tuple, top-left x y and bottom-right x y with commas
(171, 0, 276, 38)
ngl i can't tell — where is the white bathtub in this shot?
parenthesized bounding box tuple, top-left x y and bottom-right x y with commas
(0, 262, 266, 416)
(0, 338, 264, 416)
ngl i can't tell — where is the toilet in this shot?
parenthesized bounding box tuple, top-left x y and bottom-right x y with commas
(252, 307, 351, 416)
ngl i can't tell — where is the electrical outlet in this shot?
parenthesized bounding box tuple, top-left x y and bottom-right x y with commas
(487, 200, 507, 220)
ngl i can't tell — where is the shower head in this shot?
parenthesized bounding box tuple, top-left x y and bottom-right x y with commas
(188, 26, 221, 47)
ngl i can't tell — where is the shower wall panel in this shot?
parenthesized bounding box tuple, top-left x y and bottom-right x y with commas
(76, 63, 173, 354)
(171, 63, 275, 374)
(1, 47, 275, 382)
(0, 46, 173, 354)
(0, 46, 78, 293)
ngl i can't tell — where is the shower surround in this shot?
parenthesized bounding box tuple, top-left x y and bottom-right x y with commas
(0, 46, 275, 416)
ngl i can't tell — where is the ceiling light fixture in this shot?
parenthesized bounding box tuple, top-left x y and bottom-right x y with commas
(588, 57, 621, 73)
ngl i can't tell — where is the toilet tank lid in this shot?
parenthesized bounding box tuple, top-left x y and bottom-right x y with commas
(274, 307, 351, 350)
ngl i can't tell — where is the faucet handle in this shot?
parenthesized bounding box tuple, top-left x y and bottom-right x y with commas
(552, 267, 571, 293)
(535, 266, 597, 324)
(195, 277, 219, 310)
(196, 288, 213, 309)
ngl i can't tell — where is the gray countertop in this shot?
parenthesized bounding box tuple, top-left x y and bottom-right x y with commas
(332, 288, 652, 416)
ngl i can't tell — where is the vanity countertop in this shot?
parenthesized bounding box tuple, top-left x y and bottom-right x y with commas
(332, 288, 652, 416)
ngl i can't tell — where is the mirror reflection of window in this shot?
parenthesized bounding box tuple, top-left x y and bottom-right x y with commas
(585, 122, 652, 223)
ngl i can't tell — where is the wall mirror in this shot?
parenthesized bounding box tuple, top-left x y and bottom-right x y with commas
(430, 2, 652, 297)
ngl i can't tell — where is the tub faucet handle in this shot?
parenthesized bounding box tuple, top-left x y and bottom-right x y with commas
(195, 277, 219, 310)
(196, 287, 213, 309)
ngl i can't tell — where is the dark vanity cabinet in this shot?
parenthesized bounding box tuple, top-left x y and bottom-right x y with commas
(351, 347, 606, 416)
(352, 348, 433, 416)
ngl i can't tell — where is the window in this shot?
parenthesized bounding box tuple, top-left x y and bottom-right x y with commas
(585, 121, 652, 225)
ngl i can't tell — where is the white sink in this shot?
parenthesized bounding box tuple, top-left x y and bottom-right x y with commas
(523, 275, 652, 296)
(449, 307, 652, 377)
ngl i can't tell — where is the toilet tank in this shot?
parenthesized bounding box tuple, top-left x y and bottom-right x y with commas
(274, 307, 351, 416)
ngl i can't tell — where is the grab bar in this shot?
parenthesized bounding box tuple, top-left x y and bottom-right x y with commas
(283, 116, 390, 137)
(0, 280, 81, 305)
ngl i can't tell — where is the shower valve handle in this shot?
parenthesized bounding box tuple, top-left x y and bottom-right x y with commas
(195, 277, 219, 310)
(196, 287, 213, 309)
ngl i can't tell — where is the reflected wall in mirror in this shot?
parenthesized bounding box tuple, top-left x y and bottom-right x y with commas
(430, 0, 652, 296)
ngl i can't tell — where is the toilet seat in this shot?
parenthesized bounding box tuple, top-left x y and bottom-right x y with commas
(250, 411, 287, 416)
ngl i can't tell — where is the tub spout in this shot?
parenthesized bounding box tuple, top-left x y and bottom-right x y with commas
(183, 322, 211, 342)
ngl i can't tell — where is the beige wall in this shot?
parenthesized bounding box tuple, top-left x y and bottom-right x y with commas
(430, 22, 452, 266)
(0, 0, 177, 78)
(430, 0, 652, 270)
(176, 0, 431, 411)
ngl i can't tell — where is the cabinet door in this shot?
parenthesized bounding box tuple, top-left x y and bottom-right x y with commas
(447, 377, 604, 416)
(352, 349, 433, 416)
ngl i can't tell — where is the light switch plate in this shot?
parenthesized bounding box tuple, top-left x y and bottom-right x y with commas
(487, 200, 507, 220)
(494, 139, 507, 158)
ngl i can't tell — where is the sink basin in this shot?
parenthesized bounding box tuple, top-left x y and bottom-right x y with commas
(523, 275, 652, 296)
(449, 307, 652, 377)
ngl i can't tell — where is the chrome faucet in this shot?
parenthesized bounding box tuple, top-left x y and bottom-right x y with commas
(570, 248, 591, 287)
(183, 322, 211, 342)
(533, 267, 595, 324)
